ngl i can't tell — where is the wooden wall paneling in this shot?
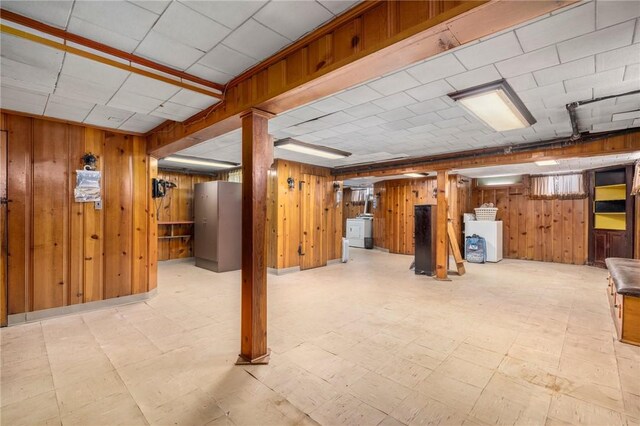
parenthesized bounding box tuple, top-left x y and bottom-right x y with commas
(300, 174, 325, 270)
(132, 137, 148, 295)
(266, 165, 278, 269)
(277, 161, 302, 269)
(562, 200, 573, 264)
(435, 170, 449, 280)
(148, 157, 158, 291)
(0, 117, 7, 326)
(32, 120, 68, 311)
(68, 125, 85, 305)
(83, 128, 104, 302)
(5, 114, 31, 314)
(103, 133, 133, 299)
(533, 194, 543, 262)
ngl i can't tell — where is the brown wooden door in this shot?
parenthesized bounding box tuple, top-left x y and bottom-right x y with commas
(593, 230, 608, 268)
(1, 128, 7, 326)
(300, 174, 326, 270)
(608, 231, 631, 259)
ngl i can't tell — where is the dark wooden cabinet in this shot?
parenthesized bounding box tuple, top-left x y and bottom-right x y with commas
(415, 205, 436, 276)
(593, 229, 630, 268)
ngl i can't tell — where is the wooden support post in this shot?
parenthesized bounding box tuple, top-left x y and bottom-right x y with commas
(436, 170, 449, 280)
(237, 109, 274, 365)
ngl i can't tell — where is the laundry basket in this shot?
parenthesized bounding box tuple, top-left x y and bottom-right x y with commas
(474, 207, 498, 221)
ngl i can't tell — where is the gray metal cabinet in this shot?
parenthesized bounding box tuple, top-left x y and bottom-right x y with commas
(194, 181, 242, 272)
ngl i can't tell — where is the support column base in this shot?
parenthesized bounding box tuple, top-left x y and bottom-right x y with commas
(235, 348, 271, 365)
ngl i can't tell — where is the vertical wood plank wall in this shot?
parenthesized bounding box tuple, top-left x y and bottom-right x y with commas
(371, 176, 471, 255)
(2, 113, 157, 314)
(268, 159, 343, 270)
(342, 187, 365, 236)
(155, 170, 226, 261)
(472, 185, 588, 265)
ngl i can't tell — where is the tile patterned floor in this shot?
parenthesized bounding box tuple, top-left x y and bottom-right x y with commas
(1, 249, 639, 425)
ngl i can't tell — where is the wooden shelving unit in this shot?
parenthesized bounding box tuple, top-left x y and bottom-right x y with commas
(594, 176, 626, 231)
(158, 221, 194, 241)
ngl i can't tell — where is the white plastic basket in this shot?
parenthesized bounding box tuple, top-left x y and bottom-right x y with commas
(474, 207, 498, 221)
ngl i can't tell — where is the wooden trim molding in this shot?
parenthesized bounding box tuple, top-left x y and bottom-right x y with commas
(0, 9, 224, 93)
(146, 0, 576, 157)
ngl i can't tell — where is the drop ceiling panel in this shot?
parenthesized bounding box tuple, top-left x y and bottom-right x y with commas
(494, 46, 559, 78)
(84, 104, 134, 128)
(596, 0, 640, 29)
(406, 55, 466, 83)
(0, 85, 48, 115)
(134, 30, 205, 70)
(222, 19, 290, 60)
(55, 74, 121, 104)
(152, 2, 231, 52)
(129, 1, 171, 15)
(118, 74, 180, 100)
(367, 71, 421, 96)
(107, 90, 164, 115)
(186, 63, 234, 85)
(318, 1, 359, 15)
(44, 94, 95, 122)
(61, 54, 130, 87)
(72, 1, 159, 41)
(406, 80, 454, 102)
(151, 102, 201, 121)
(118, 112, 165, 133)
(557, 20, 635, 63)
(66, 16, 141, 53)
(533, 57, 595, 86)
(197, 44, 258, 76)
(1, 1, 73, 28)
(454, 32, 522, 70)
(253, 1, 333, 41)
(180, 1, 267, 29)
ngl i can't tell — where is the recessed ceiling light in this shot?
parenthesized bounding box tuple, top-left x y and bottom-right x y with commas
(535, 160, 558, 166)
(274, 138, 351, 159)
(448, 79, 536, 132)
(163, 155, 238, 169)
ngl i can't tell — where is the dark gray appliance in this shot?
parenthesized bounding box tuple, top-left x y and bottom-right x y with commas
(194, 181, 242, 272)
(414, 204, 436, 276)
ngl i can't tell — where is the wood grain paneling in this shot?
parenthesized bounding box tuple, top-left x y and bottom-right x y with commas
(472, 184, 588, 265)
(1, 121, 7, 326)
(1, 112, 156, 315)
(268, 160, 342, 270)
(371, 175, 471, 255)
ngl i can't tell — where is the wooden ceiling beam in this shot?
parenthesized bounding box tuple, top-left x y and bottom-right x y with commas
(146, 0, 576, 158)
(332, 131, 640, 180)
(0, 8, 224, 94)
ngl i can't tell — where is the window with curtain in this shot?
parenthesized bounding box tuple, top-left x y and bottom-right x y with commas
(529, 173, 586, 199)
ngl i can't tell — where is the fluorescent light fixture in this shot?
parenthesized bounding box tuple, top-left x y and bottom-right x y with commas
(449, 80, 536, 132)
(404, 173, 428, 178)
(162, 155, 238, 169)
(477, 175, 523, 187)
(274, 138, 351, 159)
(535, 160, 558, 166)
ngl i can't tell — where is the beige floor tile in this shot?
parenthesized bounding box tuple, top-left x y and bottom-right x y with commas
(547, 393, 625, 425)
(376, 356, 433, 389)
(409, 397, 468, 426)
(348, 371, 413, 414)
(558, 355, 621, 389)
(398, 342, 447, 370)
(415, 372, 483, 414)
(143, 388, 225, 425)
(60, 392, 147, 426)
(310, 393, 386, 426)
(56, 369, 129, 416)
(273, 368, 339, 414)
(432, 356, 494, 389)
(0, 370, 55, 407)
(389, 391, 429, 424)
(377, 415, 407, 426)
(451, 342, 505, 369)
(310, 331, 357, 355)
(623, 392, 640, 419)
(0, 390, 60, 426)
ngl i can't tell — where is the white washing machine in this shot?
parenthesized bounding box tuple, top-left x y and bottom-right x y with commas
(346, 217, 373, 248)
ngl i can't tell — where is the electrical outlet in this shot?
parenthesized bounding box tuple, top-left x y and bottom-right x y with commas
(95, 200, 102, 210)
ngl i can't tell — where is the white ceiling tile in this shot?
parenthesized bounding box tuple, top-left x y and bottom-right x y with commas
(198, 44, 258, 76)
(318, 1, 359, 15)
(0, 85, 48, 114)
(366, 71, 421, 96)
(223, 19, 290, 60)
(0, 59, 59, 93)
(377, 107, 415, 122)
(67, 16, 140, 53)
(407, 123, 438, 134)
(332, 123, 361, 134)
(595, 43, 640, 72)
(557, 20, 635, 63)
(565, 67, 625, 92)
(406, 80, 454, 102)
(518, 82, 566, 103)
(55, 74, 120, 104)
(596, 1, 640, 29)
(84, 105, 134, 128)
(593, 78, 640, 97)
(135, 31, 205, 70)
(407, 112, 440, 126)
(254, 1, 333, 40)
(286, 105, 326, 121)
(495, 46, 559, 78)
(636, 19, 640, 43)
(533, 57, 595, 86)
(186, 63, 234, 84)
(592, 119, 633, 132)
(62, 53, 130, 87)
(118, 74, 180, 100)
(515, 2, 595, 52)
(44, 94, 94, 122)
(437, 107, 468, 120)
(128, 1, 170, 15)
(169, 89, 219, 110)
(118, 113, 167, 133)
(107, 90, 164, 114)
(351, 116, 386, 128)
(317, 111, 357, 125)
(73, 1, 158, 41)
(454, 32, 522, 69)
(506, 74, 538, 92)
(153, 2, 231, 51)
(379, 120, 414, 132)
(151, 102, 201, 121)
(311, 97, 351, 113)
(625, 63, 640, 81)
(1, 33, 64, 71)
(407, 55, 466, 84)
(180, 1, 267, 29)
(335, 85, 383, 106)
(343, 103, 386, 118)
(406, 98, 449, 114)
(542, 88, 593, 109)
(372, 92, 416, 110)
(1, 1, 73, 28)
(445, 65, 501, 91)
